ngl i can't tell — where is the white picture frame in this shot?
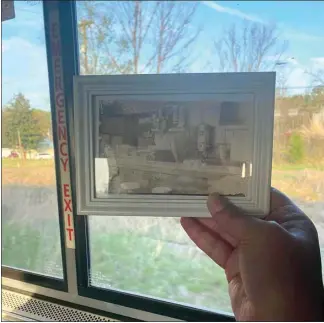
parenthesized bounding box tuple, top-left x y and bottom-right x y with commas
(73, 72, 275, 217)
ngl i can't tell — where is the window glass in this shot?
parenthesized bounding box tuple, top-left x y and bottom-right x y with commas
(77, 0, 324, 312)
(89, 216, 230, 310)
(2, 1, 63, 278)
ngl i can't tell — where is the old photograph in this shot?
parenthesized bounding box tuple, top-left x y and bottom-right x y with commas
(94, 98, 253, 197)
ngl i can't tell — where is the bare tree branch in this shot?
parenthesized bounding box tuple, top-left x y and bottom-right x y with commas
(111, 1, 160, 74)
(153, 1, 201, 73)
(307, 69, 324, 86)
(77, 2, 129, 75)
(77, 1, 200, 75)
(212, 20, 288, 73)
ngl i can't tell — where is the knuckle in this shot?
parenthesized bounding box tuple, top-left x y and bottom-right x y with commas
(262, 220, 284, 238)
(267, 220, 283, 232)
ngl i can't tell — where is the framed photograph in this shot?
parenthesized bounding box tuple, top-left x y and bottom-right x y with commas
(73, 72, 275, 217)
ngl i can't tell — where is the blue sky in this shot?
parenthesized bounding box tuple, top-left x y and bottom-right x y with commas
(2, 1, 324, 111)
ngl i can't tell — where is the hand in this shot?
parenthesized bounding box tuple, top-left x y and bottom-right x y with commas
(181, 188, 324, 321)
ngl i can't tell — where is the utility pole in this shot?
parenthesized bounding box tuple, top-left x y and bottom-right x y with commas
(17, 129, 24, 160)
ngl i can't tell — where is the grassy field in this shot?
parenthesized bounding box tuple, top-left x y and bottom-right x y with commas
(2, 159, 56, 186)
(272, 168, 324, 201)
(3, 158, 324, 201)
(272, 162, 324, 171)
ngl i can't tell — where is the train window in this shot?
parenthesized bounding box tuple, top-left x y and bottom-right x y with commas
(2, 0, 64, 280)
(75, 1, 324, 316)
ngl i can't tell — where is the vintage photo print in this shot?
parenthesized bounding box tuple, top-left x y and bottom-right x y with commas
(94, 97, 253, 198)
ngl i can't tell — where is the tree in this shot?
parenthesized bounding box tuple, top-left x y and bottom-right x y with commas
(78, 2, 131, 75)
(313, 70, 324, 85)
(212, 20, 288, 72)
(112, 1, 159, 74)
(31, 109, 52, 140)
(308, 69, 324, 86)
(275, 87, 324, 120)
(2, 93, 48, 150)
(314, 70, 324, 85)
(152, 1, 200, 73)
(77, 1, 201, 75)
(287, 132, 305, 163)
(308, 86, 324, 112)
(275, 64, 290, 97)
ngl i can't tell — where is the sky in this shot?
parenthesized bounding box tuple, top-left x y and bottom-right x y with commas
(2, 1, 324, 111)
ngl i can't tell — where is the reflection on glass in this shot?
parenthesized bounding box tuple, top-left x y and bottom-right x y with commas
(2, 1, 63, 278)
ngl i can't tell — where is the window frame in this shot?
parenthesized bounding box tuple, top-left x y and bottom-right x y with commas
(1, 0, 68, 293)
(1, 267, 66, 292)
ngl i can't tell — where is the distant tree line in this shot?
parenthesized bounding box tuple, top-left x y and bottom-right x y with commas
(274, 86, 324, 164)
(2, 93, 52, 151)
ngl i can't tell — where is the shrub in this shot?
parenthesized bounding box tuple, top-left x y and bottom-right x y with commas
(287, 132, 305, 163)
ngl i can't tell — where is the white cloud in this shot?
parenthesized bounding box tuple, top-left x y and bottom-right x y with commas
(4, 18, 41, 28)
(202, 1, 264, 23)
(286, 66, 311, 94)
(283, 28, 324, 42)
(311, 57, 324, 67)
(2, 37, 50, 110)
(2, 36, 34, 51)
(276, 56, 324, 93)
(2, 43, 9, 53)
(2, 37, 35, 54)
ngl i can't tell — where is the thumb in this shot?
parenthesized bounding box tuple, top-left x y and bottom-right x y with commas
(207, 193, 263, 243)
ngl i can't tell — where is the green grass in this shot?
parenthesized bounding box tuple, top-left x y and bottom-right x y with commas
(90, 231, 230, 310)
(272, 162, 324, 171)
(2, 221, 63, 277)
(2, 158, 54, 168)
(89, 232, 228, 304)
(3, 216, 324, 313)
(2, 220, 231, 312)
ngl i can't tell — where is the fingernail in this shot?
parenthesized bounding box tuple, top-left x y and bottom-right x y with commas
(207, 192, 226, 214)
